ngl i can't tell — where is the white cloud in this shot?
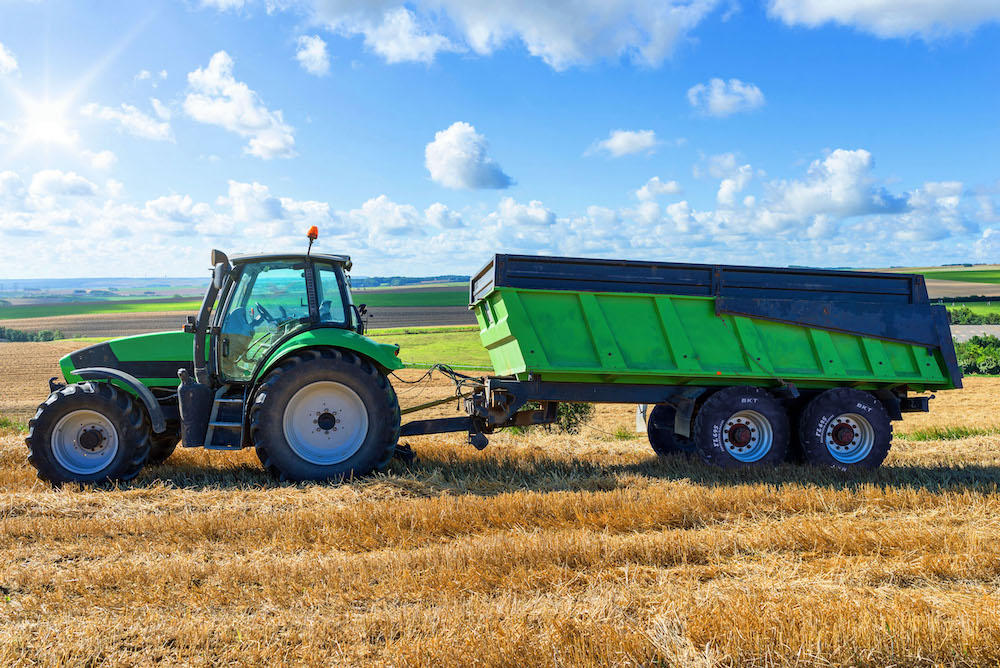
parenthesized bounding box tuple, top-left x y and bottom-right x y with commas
(717, 164, 753, 206)
(82, 149, 118, 170)
(80, 102, 172, 141)
(591, 129, 658, 157)
(425, 121, 512, 190)
(425, 202, 464, 228)
(184, 50, 296, 160)
(29, 170, 98, 198)
(151, 98, 171, 120)
(767, 0, 1000, 39)
(135, 69, 151, 82)
(294, 0, 723, 70)
(0, 42, 17, 75)
(201, 0, 247, 9)
(296, 35, 330, 76)
(364, 8, 457, 64)
(636, 177, 682, 201)
(687, 78, 765, 117)
(491, 197, 555, 227)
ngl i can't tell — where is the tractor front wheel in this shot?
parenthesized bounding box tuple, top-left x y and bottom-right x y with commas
(250, 349, 400, 482)
(25, 382, 151, 485)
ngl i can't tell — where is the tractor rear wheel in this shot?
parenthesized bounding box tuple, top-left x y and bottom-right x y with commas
(250, 349, 400, 482)
(25, 382, 151, 485)
(692, 386, 790, 468)
(646, 404, 696, 456)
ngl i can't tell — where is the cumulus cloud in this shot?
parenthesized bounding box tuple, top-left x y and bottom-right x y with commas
(0, 42, 17, 75)
(364, 8, 457, 64)
(29, 170, 99, 198)
(491, 197, 556, 227)
(296, 35, 330, 75)
(285, 0, 723, 70)
(151, 98, 171, 120)
(425, 202, 464, 228)
(82, 150, 118, 170)
(590, 129, 658, 157)
(80, 102, 172, 141)
(425, 121, 512, 190)
(767, 0, 1000, 39)
(687, 78, 765, 117)
(184, 51, 296, 159)
(636, 177, 682, 201)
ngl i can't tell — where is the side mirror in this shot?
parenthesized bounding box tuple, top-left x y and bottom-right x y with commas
(358, 303, 368, 316)
(213, 262, 230, 290)
(211, 249, 230, 267)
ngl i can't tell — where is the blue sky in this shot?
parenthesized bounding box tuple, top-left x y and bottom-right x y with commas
(0, 0, 998, 278)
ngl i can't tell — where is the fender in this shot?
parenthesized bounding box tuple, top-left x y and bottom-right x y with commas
(253, 327, 404, 382)
(70, 367, 168, 433)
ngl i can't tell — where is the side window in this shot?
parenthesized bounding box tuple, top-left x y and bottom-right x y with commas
(219, 261, 309, 380)
(316, 263, 347, 325)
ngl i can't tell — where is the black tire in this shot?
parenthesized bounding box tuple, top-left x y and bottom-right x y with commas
(25, 382, 151, 486)
(250, 348, 400, 482)
(693, 386, 790, 468)
(798, 388, 892, 470)
(148, 430, 179, 465)
(646, 404, 696, 456)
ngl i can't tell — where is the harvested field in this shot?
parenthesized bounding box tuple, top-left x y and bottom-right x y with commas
(0, 341, 92, 421)
(926, 278, 1000, 298)
(2, 345, 1000, 665)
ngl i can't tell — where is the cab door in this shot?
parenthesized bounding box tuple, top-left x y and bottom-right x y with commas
(217, 260, 311, 382)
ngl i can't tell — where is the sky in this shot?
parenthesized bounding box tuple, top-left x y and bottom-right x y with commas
(0, 0, 999, 278)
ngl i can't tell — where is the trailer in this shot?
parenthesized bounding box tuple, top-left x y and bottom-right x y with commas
(404, 254, 961, 470)
(25, 236, 962, 486)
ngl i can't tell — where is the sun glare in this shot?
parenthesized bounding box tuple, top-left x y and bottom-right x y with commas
(19, 94, 77, 147)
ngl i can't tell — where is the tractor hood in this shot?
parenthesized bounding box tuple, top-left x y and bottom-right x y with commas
(60, 330, 199, 387)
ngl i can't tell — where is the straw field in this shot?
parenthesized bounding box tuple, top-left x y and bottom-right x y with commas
(1, 352, 999, 665)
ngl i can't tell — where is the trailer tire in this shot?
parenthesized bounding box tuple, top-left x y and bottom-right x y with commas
(25, 382, 151, 486)
(693, 386, 790, 468)
(250, 348, 400, 482)
(798, 388, 891, 470)
(647, 404, 696, 456)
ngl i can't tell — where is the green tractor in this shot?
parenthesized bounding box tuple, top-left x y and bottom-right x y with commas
(27, 229, 406, 485)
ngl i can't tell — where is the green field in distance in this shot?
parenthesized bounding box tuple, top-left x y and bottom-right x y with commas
(921, 269, 1000, 284)
(0, 288, 468, 320)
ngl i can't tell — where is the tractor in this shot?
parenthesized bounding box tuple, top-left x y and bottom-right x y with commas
(27, 227, 406, 484)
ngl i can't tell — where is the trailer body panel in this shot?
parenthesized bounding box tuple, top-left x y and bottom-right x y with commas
(470, 255, 960, 391)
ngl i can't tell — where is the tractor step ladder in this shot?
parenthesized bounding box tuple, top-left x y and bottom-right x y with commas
(204, 385, 247, 450)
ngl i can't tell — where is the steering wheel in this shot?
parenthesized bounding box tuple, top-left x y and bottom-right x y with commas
(253, 301, 276, 324)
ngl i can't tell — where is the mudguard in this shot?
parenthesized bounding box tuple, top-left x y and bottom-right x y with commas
(70, 367, 168, 433)
(254, 327, 403, 381)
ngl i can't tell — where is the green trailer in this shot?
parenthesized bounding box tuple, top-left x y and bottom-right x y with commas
(457, 254, 961, 469)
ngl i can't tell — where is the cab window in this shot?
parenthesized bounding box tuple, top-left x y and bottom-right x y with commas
(219, 261, 309, 380)
(316, 262, 347, 325)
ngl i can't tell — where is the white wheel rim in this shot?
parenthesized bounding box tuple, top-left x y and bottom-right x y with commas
(51, 410, 120, 475)
(825, 412, 875, 464)
(282, 381, 369, 466)
(722, 409, 773, 462)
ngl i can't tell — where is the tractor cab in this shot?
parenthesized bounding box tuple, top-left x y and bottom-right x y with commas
(211, 252, 361, 383)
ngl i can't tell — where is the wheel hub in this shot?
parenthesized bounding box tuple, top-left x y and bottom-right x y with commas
(727, 422, 753, 448)
(830, 422, 855, 447)
(316, 411, 338, 432)
(77, 427, 106, 452)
